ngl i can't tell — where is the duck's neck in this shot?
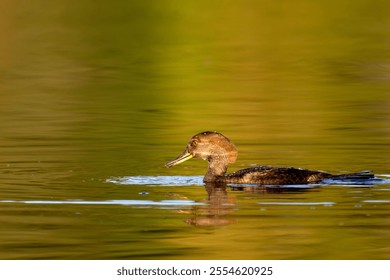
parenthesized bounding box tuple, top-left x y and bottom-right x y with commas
(204, 158, 229, 182)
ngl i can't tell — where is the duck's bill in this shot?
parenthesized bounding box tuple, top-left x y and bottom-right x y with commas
(165, 152, 193, 168)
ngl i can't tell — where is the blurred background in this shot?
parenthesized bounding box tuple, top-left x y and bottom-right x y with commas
(0, 0, 389, 259)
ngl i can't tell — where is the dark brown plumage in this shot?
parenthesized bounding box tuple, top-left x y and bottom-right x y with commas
(165, 131, 374, 184)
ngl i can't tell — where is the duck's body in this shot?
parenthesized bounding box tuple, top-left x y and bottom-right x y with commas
(222, 166, 331, 185)
(165, 131, 374, 185)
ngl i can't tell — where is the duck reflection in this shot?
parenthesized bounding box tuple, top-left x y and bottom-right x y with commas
(185, 182, 236, 227)
(184, 183, 312, 227)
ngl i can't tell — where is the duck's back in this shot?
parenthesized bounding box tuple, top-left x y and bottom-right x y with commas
(223, 166, 331, 185)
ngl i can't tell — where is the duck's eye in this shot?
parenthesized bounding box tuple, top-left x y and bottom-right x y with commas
(191, 139, 198, 147)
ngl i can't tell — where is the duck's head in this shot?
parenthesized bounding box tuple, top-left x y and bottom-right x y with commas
(165, 131, 238, 169)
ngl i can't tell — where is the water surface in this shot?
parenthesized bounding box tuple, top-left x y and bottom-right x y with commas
(0, 0, 389, 259)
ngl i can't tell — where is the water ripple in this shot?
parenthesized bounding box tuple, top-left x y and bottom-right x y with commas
(106, 175, 390, 187)
(362, 200, 390, 203)
(106, 176, 203, 186)
(257, 201, 335, 206)
(0, 199, 206, 207)
(321, 177, 389, 185)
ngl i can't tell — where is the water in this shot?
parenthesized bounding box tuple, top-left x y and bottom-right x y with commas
(0, 1, 389, 259)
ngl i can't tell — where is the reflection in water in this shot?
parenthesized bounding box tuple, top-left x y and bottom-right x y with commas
(184, 183, 321, 227)
(185, 183, 236, 227)
(230, 184, 318, 193)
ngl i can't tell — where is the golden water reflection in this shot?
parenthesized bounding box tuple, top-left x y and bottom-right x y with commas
(0, 0, 389, 259)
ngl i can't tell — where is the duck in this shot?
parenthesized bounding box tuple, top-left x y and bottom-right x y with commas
(165, 131, 374, 184)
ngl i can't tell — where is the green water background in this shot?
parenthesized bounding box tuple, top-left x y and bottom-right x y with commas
(0, 0, 389, 259)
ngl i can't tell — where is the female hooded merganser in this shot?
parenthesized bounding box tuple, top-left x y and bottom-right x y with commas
(165, 131, 374, 184)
